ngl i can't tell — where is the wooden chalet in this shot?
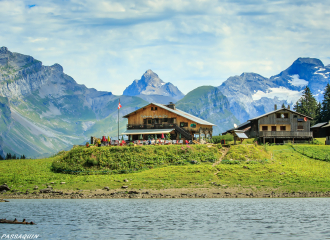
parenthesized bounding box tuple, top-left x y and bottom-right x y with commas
(223, 107, 313, 144)
(122, 102, 214, 141)
(311, 121, 330, 138)
(311, 121, 330, 145)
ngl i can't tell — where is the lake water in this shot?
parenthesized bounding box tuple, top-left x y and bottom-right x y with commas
(1, 198, 330, 239)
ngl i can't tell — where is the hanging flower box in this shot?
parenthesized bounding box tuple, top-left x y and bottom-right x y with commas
(140, 125, 144, 128)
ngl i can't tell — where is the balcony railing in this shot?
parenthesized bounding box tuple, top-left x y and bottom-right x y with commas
(259, 131, 313, 138)
(127, 124, 177, 129)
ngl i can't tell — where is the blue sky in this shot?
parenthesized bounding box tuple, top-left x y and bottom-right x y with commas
(0, 0, 329, 95)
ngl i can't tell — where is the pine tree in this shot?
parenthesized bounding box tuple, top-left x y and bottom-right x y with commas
(281, 103, 286, 108)
(320, 83, 330, 122)
(0, 155, 4, 160)
(5, 153, 12, 160)
(315, 102, 322, 123)
(293, 86, 319, 125)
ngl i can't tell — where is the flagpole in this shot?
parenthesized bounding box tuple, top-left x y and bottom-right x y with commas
(118, 98, 120, 141)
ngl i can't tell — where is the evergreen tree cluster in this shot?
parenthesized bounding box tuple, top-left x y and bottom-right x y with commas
(0, 153, 26, 160)
(294, 84, 330, 125)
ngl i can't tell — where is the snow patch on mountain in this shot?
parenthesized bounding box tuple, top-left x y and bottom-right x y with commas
(314, 68, 329, 78)
(288, 74, 308, 87)
(252, 87, 302, 103)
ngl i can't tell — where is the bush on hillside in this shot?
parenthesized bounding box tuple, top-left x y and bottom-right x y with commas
(51, 145, 221, 175)
(212, 134, 234, 144)
(223, 145, 271, 162)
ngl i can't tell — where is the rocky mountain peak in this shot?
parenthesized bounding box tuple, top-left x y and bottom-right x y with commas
(123, 70, 184, 100)
(293, 57, 324, 67)
(240, 72, 268, 81)
(141, 69, 163, 84)
(51, 63, 64, 72)
(0, 47, 9, 54)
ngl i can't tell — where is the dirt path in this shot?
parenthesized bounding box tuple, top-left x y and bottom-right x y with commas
(212, 147, 230, 175)
(213, 147, 229, 167)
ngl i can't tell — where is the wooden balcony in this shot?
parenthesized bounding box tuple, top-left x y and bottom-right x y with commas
(127, 124, 177, 129)
(259, 131, 313, 138)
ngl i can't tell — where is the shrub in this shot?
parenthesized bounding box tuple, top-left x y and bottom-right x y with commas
(51, 145, 221, 175)
(221, 159, 241, 164)
(212, 134, 234, 144)
(312, 139, 323, 145)
(225, 145, 271, 162)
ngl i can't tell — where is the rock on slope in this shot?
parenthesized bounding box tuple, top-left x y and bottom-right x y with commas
(175, 86, 239, 135)
(0, 47, 147, 158)
(123, 69, 184, 103)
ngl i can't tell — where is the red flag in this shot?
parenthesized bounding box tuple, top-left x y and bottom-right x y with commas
(118, 101, 122, 109)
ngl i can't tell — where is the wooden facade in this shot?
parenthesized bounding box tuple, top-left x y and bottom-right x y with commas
(311, 122, 330, 138)
(224, 108, 313, 143)
(123, 103, 214, 141)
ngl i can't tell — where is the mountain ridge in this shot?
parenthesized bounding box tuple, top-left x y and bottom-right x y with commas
(219, 57, 330, 123)
(1, 47, 329, 158)
(123, 69, 184, 102)
(0, 47, 148, 158)
(176, 86, 239, 135)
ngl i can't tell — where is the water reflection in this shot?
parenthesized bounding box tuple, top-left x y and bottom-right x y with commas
(1, 198, 330, 239)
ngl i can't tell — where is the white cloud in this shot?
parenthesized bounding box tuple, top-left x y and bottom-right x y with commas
(28, 37, 49, 42)
(0, 0, 330, 95)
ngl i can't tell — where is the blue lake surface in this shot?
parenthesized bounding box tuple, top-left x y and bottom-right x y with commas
(1, 198, 330, 239)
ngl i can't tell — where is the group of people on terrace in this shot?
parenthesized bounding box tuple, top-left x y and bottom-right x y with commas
(90, 135, 191, 147)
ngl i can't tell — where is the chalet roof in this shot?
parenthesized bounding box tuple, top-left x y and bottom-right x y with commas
(322, 122, 330, 128)
(248, 108, 313, 121)
(233, 130, 249, 139)
(311, 122, 328, 129)
(123, 102, 215, 126)
(222, 121, 251, 135)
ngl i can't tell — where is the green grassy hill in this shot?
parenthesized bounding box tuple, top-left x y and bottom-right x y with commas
(1, 143, 330, 193)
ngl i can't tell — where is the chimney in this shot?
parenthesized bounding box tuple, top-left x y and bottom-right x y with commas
(167, 102, 176, 110)
(274, 104, 277, 111)
(288, 105, 290, 110)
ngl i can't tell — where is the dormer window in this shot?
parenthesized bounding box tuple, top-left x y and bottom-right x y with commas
(151, 107, 154, 111)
